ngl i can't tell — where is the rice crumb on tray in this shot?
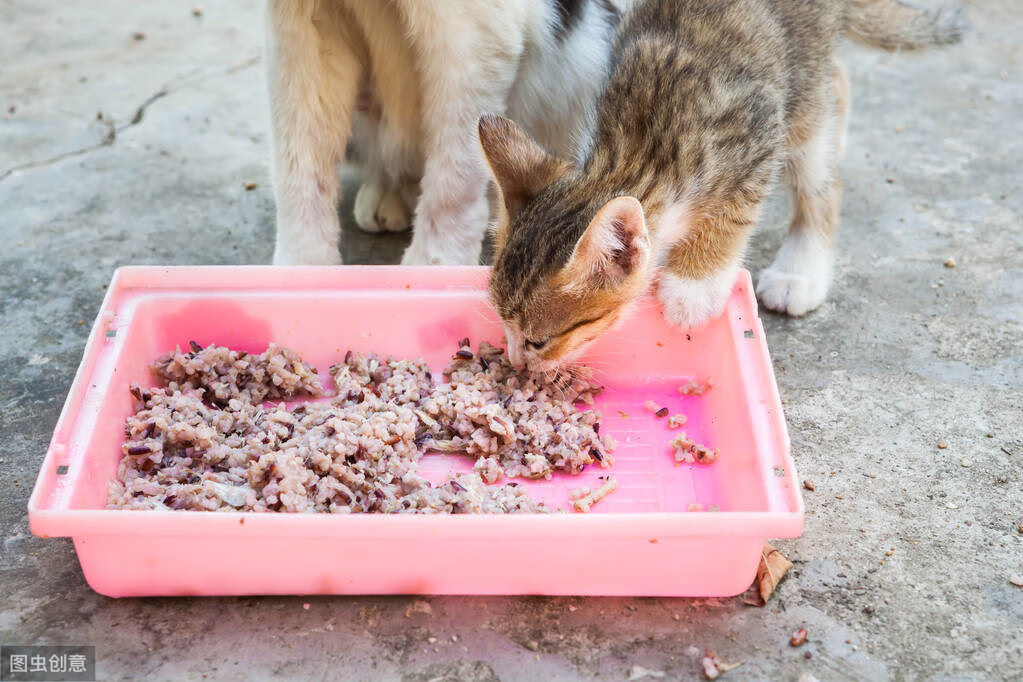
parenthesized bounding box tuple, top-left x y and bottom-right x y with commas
(569, 477, 618, 512)
(109, 340, 615, 514)
(677, 378, 714, 396)
(670, 432, 719, 464)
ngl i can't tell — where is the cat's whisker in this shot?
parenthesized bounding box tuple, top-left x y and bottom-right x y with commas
(574, 359, 615, 368)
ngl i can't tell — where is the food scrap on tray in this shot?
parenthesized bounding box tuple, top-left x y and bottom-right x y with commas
(109, 340, 616, 514)
(670, 432, 719, 464)
(569, 476, 618, 513)
(678, 378, 714, 396)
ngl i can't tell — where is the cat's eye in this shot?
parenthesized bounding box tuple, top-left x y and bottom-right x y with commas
(525, 338, 548, 350)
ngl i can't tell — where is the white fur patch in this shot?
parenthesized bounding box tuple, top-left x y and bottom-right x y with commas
(786, 134, 830, 204)
(658, 266, 738, 329)
(762, 70, 845, 316)
(506, 0, 619, 162)
(756, 232, 833, 316)
(650, 199, 695, 264)
(401, 192, 491, 265)
(271, 196, 344, 266)
(272, 238, 342, 266)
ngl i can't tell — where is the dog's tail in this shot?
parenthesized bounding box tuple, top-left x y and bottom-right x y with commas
(844, 0, 966, 51)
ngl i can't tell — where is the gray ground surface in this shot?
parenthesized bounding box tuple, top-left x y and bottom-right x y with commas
(1, 1, 1020, 680)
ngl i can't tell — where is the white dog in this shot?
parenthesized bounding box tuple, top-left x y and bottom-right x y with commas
(266, 0, 626, 266)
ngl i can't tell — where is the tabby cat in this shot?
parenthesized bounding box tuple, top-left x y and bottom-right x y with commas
(479, 0, 963, 369)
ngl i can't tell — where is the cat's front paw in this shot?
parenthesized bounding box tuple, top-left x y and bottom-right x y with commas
(756, 268, 828, 316)
(658, 268, 737, 329)
(354, 180, 412, 234)
(756, 237, 832, 316)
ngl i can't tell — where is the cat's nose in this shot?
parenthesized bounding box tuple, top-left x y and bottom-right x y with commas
(507, 344, 526, 370)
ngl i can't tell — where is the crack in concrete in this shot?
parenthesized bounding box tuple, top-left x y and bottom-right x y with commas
(0, 56, 260, 182)
(128, 89, 169, 126)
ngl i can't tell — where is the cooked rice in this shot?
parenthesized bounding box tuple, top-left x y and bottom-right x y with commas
(109, 340, 614, 514)
(417, 340, 612, 480)
(153, 341, 324, 406)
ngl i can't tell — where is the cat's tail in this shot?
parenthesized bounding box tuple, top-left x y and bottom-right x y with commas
(844, 0, 966, 51)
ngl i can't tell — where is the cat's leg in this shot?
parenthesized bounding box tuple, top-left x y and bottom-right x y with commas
(395, 3, 524, 265)
(267, 0, 362, 265)
(756, 63, 850, 315)
(658, 202, 760, 329)
(354, 175, 413, 233)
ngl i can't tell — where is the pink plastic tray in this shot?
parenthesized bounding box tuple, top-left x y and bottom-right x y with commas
(28, 266, 801, 597)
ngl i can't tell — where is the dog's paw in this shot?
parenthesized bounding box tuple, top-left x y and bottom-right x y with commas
(756, 235, 832, 316)
(354, 180, 412, 234)
(658, 268, 737, 329)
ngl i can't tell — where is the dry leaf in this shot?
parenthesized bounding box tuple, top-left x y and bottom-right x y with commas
(742, 592, 765, 607)
(743, 542, 793, 606)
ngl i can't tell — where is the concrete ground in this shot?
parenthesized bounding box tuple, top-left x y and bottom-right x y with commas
(1, 1, 1020, 680)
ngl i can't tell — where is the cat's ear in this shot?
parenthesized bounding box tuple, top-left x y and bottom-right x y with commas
(478, 114, 567, 218)
(564, 196, 650, 285)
